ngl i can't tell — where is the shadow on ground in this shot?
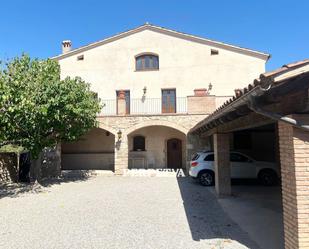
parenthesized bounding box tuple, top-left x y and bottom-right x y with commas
(177, 177, 261, 249)
(0, 170, 93, 199)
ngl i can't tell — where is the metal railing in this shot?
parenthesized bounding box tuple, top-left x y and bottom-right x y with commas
(99, 97, 187, 116)
(100, 99, 117, 115)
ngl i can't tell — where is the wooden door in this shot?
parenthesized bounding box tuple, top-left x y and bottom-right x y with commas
(162, 89, 176, 113)
(167, 138, 182, 169)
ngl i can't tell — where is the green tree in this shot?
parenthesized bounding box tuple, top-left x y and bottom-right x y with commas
(0, 54, 101, 158)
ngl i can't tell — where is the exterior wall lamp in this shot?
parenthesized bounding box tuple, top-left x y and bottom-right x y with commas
(143, 86, 147, 96)
(207, 83, 213, 94)
(117, 130, 122, 141)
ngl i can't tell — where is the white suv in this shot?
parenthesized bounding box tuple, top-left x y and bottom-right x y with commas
(189, 151, 279, 186)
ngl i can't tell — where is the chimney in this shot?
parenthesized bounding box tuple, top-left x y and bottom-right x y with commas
(62, 40, 72, 53)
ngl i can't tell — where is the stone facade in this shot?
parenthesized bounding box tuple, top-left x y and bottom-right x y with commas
(0, 153, 18, 182)
(96, 114, 207, 174)
(278, 116, 309, 249)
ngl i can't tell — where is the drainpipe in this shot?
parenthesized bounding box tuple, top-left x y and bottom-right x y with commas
(248, 85, 309, 131)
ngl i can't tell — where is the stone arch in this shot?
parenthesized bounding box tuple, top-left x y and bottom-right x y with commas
(125, 120, 189, 136)
(98, 122, 118, 136)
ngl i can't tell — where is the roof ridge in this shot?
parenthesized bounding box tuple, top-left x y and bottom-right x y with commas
(52, 23, 270, 60)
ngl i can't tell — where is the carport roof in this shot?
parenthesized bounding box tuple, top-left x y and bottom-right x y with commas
(191, 59, 309, 134)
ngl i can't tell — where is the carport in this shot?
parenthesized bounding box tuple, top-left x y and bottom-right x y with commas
(189, 60, 309, 249)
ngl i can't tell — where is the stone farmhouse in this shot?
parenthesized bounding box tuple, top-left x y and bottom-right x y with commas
(52, 23, 270, 174)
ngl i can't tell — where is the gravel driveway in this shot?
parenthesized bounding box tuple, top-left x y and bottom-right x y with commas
(0, 174, 260, 249)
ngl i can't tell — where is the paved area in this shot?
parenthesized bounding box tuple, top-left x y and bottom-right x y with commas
(216, 185, 284, 249)
(0, 175, 263, 249)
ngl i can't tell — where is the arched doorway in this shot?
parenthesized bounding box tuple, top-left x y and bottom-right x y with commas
(127, 125, 186, 169)
(61, 127, 115, 171)
(167, 138, 182, 169)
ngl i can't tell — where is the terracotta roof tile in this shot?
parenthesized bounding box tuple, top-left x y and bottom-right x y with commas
(191, 59, 309, 133)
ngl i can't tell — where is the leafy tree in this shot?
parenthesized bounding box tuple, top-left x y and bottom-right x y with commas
(0, 54, 101, 158)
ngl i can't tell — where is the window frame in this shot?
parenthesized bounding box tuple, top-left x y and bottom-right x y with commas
(133, 135, 146, 151)
(135, 53, 159, 71)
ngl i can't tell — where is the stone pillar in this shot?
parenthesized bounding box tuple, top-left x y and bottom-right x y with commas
(214, 133, 231, 197)
(117, 91, 126, 116)
(278, 115, 309, 249)
(114, 133, 128, 175)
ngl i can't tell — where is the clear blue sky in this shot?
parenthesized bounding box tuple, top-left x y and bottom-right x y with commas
(1, 0, 308, 70)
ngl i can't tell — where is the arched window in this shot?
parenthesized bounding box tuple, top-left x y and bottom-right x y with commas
(135, 54, 159, 71)
(133, 136, 145, 151)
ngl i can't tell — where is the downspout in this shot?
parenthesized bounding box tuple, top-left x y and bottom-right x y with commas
(248, 84, 309, 131)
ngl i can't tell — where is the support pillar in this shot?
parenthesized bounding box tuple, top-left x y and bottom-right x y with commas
(278, 115, 309, 249)
(214, 133, 231, 197)
(114, 134, 128, 175)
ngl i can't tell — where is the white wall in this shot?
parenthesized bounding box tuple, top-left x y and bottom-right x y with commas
(58, 29, 266, 100)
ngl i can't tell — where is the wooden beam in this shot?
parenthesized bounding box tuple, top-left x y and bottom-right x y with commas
(197, 112, 274, 137)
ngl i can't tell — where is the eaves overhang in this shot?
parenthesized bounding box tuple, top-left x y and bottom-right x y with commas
(190, 59, 309, 135)
(51, 23, 270, 61)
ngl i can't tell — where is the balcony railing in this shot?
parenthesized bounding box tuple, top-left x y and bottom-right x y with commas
(101, 99, 117, 115)
(100, 97, 187, 116)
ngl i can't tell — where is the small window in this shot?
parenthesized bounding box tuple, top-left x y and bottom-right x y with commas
(211, 49, 219, 55)
(135, 54, 159, 71)
(133, 136, 145, 151)
(204, 154, 214, 161)
(77, 55, 84, 61)
(230, 153, 249, 162)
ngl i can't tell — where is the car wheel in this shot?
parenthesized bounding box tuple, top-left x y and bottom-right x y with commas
(258, 170, 278, 186)
(198, 171, 214, 186)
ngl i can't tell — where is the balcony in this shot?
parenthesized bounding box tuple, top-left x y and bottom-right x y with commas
(100, 97, 188, 116)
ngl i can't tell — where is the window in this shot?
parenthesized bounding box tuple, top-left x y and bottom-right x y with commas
(135, 54, 159, 71)
(230, 153, 249, 162)
(77, 55, 84, 60)
(204, 154, 214, 161)
(133, 136, 145, 151)
(211, 49, 219, 55)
